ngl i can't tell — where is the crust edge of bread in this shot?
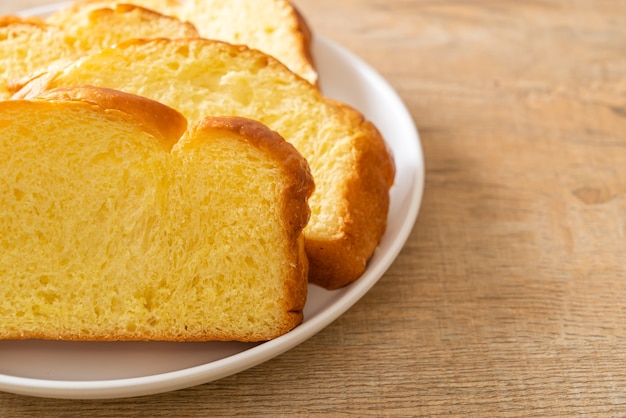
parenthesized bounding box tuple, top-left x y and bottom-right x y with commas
(306, 100, 395, 289)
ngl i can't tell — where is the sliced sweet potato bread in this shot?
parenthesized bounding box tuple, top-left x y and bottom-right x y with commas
(0, 86, 313, 341)
(0, 5, 199, 98)
(15, 38, 395, 289)
(47, 0, 318, 85)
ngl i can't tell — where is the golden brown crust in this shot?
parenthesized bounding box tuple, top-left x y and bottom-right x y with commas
(87, 4, 199, 37)
(33, 86, 188, 151)
(0, 15, 48, 29)
(285, 0, 317, 86)
(49, 0, 183, 17)
(306, 100, 395, 289)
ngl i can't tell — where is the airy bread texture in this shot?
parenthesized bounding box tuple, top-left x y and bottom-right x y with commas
(0, 6, 199, 98)
(16, 38, 395, 289)
(48, 0, 318, 85)
(0, 16, 73, 99)
(0, 86, 313, 342)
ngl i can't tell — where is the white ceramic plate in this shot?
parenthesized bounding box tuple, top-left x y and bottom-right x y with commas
(0, 3, 425, 399)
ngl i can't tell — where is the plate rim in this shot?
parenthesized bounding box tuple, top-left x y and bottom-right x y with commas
(1, 3, 425, 399)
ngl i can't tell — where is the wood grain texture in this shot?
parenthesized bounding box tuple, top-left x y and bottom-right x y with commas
(1, 0, 626, 416)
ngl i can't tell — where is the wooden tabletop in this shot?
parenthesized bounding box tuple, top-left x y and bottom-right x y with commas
(1, 0, 626, 415)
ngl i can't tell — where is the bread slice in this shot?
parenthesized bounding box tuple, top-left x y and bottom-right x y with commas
(177, 0, 317, 85)
(47, 0, 318, 85)
(15, 38, 395, 289)
(0, 86, 313, 342)
(0, 6, 199, 98)
(0, 16, 73, 99)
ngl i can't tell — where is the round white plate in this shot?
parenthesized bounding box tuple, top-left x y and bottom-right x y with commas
(0, 3, 425, 399)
